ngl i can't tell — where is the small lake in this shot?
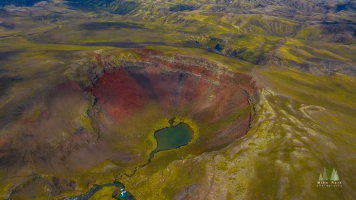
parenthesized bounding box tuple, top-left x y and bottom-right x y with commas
(151, 121, 193, 154)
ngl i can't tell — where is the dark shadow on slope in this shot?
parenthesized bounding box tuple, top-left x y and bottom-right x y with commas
(78, 22, 145, 30)
(0, 0, 48, 7)
(0, 76, 13, 97)
(169, 4, 195, 12)
(0, 50, 23, 65)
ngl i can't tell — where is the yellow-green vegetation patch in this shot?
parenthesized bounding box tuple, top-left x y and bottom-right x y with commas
(0, 183, 12, 200)
(208, 106, 250, 132)
(296, 27, 323, 40)
(230, 35, 282, 63)
(108, 102, 165, 159)
(275, 38, 352, 64)
(28, 107, 41, 121)
(0, 37, 115, 53)
(160, 159, 206, 198)
(121, 157, 206, 199)
(276, 39, 309, 63)
(298, 45, 351, 62)
(89, 186, 116, 199)
(80, 115, 95, 134)
(253, 65, 356, 118)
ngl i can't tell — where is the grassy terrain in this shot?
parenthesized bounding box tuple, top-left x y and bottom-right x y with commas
(0, 1, 356, 200)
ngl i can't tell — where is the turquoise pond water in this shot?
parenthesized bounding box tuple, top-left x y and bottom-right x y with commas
(152, 122, 194, 153)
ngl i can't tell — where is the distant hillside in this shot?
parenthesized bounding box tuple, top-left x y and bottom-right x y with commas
(65, 0, 140, 15)
(1, 0, 355, 14)
(0, 0, 48, 7)
(0, 0, 140, 15)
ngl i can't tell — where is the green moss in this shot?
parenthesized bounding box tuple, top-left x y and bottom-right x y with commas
(228, 167, 238, 174)
(160, 160, 206, 199)
(256, 65, 356, 118)
(208, 106, 250, 133)
(29, 108, 41, 121)
(216, 161, 228, 171)
(169, 4, 195, 12)
(89, 186, 116, 199)
(0, 182, 12, 199)
(80, 116, 95, 133)
(296, 27, 323, 40)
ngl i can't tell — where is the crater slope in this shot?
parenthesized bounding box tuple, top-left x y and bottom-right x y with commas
(1, 49, 259, 199)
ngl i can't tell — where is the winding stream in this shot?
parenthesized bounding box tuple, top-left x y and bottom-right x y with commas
(65, 118, 193, 199)
(64, 182, 134, 200)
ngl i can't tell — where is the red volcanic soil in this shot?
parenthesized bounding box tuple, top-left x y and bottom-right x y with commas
(87, 69, 150, 119)
(87, 49, 259, 150)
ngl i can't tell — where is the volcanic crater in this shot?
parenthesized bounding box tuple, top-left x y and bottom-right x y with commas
(83, 49, 259, 156)
(3, 49, 259, 199)
(0, 49, 260, 176)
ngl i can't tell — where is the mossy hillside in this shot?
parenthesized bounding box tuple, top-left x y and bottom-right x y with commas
(120, 155, 206, 200)
(66, 0, 140, 15)
(0, 37, 115, 53)
(2, 1, 355, 63)
(246, 16, 300, 37)
(296, 39, 356, 62)
(4, 6, 354, 74)
(252, 65, 356, 118)
(296, 27, 323, 41)
(86, 46, 254, 74)
(275, 38, 353, 64)
(230, 35, 282, 63)
(144, 46, 254, 73)
(241, 88, 356, 199)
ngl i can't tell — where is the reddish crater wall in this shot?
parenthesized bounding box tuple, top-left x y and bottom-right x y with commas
(86, 49, 259, 150)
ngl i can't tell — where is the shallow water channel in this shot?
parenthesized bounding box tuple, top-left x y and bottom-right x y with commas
(65, 118, 193, 199)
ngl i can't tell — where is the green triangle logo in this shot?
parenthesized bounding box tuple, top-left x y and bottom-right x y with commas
(326, 166, 333, 180)
(323, 168, 328, 180)
(319, 173, 323, 181)
(330, 168, 340, 181)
